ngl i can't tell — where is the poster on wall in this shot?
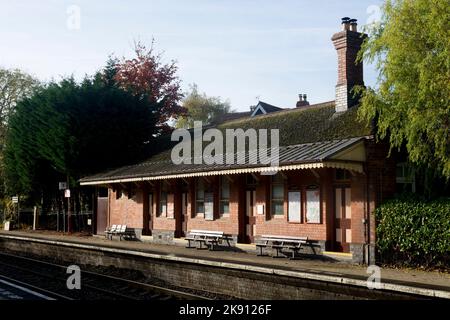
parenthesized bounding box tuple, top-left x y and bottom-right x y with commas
(204, 192, 214, 220)
(288, 191, 301, 223)
(306, 189, 320, 223)
(167, 194, 174, 218)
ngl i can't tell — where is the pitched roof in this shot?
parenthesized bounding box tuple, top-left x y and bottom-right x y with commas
(251, 101, 284, 116)
(80, 101, 373, 185)
(80, 136, 365, 185)
(220, 101, 371, 146)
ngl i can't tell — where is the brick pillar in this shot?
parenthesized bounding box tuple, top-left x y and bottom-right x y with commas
(332, 17, 367, 112)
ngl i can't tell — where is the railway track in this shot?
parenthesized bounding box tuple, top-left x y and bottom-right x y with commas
(0, 274, 73, 300)
(0, 252, 211, 300)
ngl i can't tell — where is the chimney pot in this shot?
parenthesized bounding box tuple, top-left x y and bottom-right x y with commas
(296, 93, 310, 108)
(303, 94, 307, 101)
(341, 17, 351, 31)
(349, 19, 358, 32)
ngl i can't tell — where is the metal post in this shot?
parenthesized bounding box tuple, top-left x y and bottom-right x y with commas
(67, 175, 71, 233)
(67, 195, 71, 233)
(17, 201, 20, 229)
(63, 198, 66, 233)
(33, 206, 37, 230)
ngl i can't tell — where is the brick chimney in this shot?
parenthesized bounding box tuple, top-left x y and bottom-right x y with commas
(296, 94, 310, 108)
(332, 17, 367, 112)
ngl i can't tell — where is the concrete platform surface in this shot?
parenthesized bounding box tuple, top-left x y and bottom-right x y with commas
(0, 230, 449, 298)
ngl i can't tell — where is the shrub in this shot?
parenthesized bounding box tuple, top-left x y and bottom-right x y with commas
(376, 194, 450, 268)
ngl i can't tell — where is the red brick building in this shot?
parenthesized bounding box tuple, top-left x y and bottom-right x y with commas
(80, 18, 399, 264)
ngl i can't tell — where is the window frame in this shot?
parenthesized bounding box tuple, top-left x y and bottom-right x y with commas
(195, 178, 214, 219)
(219, 176, 231, 217)
(396, 163, 416, 193)
(195, 178, 205, 217)
(271, 174, 285, 217)
(159, 190, 168, 217)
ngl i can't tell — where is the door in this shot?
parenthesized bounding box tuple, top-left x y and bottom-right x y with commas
(181, 193, 188, 237)
(96, 197, 108, 235)
(334, 187, 352, 252)
(245, 190, 256, 243)
(148, 193, 153, 235)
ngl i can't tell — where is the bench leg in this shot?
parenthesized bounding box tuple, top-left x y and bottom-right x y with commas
(186, 240, 194, 248)
(290, 250, 298, 260)
(272, 248, 284, 258)
(257, 246, 267, 256)
(257, 246, 262, 256)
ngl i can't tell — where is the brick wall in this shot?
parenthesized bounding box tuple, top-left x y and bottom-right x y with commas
(254, 170, 328, 241)
(109, 188, 144, 229)
(186, 177, 239, 235)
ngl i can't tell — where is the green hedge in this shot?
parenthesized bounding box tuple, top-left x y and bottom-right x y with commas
(376, 195, 450, 268)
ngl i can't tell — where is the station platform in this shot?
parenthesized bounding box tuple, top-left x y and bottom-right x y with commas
(0, 230, 449, 299)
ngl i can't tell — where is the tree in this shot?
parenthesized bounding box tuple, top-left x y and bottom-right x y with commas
(0, 68, 40, 199)
(114, 40, 184, 134)
(357, 0, 450, 178)
(0, 68, 40, 141)
(176, 84, 232, 129)
(4, 74, 158, 203)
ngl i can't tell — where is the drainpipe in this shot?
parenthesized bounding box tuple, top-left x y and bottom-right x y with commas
(365, 167, 370, 265)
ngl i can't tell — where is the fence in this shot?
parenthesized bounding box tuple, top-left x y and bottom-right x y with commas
(13, 209, 93, 234)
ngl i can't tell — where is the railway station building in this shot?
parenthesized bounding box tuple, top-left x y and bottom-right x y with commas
(80, 19, 402, 264)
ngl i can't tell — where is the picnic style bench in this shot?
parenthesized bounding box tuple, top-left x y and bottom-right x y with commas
(105, 224, 118, 240)
(105, 224, 137, 241)
(256, 235, 308, 259)
(185, 230, 228, 251)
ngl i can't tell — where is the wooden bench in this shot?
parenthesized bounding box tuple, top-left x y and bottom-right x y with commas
(185, 230, 225, 251)
(105, 224, 118, 240)
(256, 235, 308, 259)
(106, 224, 137, 241)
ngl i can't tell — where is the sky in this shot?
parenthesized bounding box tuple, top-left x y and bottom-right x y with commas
(0, 0, 384, 112)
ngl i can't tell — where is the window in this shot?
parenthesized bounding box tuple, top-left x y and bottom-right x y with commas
(396, 163, 416, 193)
(159, 190, 167, 217)
(196, 178, 205, 215)
(220, 177, 230, 216)
(158, 182, 171, 217)
(271, 174, 285, 215)
(196, 178, 214, 219)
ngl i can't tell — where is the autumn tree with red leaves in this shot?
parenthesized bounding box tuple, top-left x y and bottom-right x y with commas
(113, 40, 185, 134)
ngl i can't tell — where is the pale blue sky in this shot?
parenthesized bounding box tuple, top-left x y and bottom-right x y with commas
(0, 0, 383, 112)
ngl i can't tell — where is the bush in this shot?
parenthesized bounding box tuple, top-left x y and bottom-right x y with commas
(376, 194, 450, 268)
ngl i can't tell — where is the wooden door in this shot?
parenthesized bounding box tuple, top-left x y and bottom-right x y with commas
(96, 197, 108, 235)
(245, 190, 256, 243)
(181, 193, 188, 237)
(148, 193, 153, 235)
(334, 187, 352, 252)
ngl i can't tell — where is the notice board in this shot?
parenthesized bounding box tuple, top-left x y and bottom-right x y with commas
(288, 191, 301, 223)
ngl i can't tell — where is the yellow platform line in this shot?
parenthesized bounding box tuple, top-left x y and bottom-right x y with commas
(323, 251, 353, 257)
